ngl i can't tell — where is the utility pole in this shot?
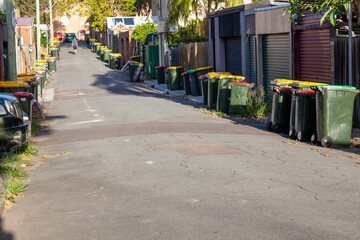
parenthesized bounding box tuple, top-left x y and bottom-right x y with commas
(158, 0, 168, 68)
(348, 1, 352, 86)
(5, 0, 17, 81)
(36, 0, 40, 59)
(49, 0, 54, 45)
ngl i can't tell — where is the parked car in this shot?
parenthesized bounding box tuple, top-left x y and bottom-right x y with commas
(54, 32, 63, 41)
(65, 33, 76, 42)
(0, 94, 30, 151)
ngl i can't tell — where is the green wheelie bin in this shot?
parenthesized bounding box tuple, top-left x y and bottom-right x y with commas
(195, 67, 213, 96)
(292, 89, 317, 141)
(206, 72, 230, 110)
(166, 66, 183, 90)
(12, 92, 33, 121)
(188, 70, 200, 96)
(266, 86, 292, 133)
(182, 72, 191, 95)
(104, 49, 112, 62)
(156, 66, 166, 84)
(114, 55, 122, 70)
(216, 75, 245, 114)
(288, 81, 328, 139)
(0, 81, 30, 94)
(47, 57, 57, 72)
(199, 74, 208, 104)
(229, 81, 254, 116)
(130, 63, 143, 82)
(311, 85, 359, 148)
(95, 43, 101, 54)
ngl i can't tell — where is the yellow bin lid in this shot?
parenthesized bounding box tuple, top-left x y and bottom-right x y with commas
(131, 55, 141, 58)
(0, 81, 28, 87)
(18, 73, 35, 77)
(167, 66, 182, 69)
(196, 66, 213, 71)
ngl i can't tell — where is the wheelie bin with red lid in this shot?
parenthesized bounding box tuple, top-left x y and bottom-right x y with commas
(229, 81, 254, 116)
(266, 86, 292, 133)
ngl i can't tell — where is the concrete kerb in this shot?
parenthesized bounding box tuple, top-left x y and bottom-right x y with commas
(141, 80, 203, 104)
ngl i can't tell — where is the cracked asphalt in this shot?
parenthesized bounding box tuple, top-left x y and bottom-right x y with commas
(1, 42, 360, 240)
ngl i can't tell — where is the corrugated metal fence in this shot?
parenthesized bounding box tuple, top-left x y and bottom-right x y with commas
(335, 37, 360, 127)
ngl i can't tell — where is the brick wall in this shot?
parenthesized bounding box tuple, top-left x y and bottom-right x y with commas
(118, 31, 135, 64)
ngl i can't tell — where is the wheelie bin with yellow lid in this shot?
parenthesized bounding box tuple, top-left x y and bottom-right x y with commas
(266, 86, 292, 133)
(0, 82, 30, 94)
(166, 66, 183, 90)
(217, 75, 245, 114)
(206, 72, 230, 109)
(311, 85, 359, 148)
(196, 67, 214, 95)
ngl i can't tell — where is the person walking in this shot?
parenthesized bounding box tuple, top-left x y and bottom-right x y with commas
(72, 36, 79, 54)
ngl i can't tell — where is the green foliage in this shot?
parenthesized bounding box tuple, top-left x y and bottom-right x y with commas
(34, 28, 48, 48)
(132, 22, 158, 45)
(0, 10, 6, 23)
(16, 142, 38, 156)
(236, 89, 269, 118)
(284, 0, 355, 26)
(167, 20, 206, 44)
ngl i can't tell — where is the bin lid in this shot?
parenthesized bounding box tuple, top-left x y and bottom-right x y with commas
(167, 66, 182, 70)
(130, 61, 142, 65)
(156, 66, 165, 69)
(200, 74, 207, 79)
(207, 72, 230, 78)
(0, 81, 28, 87)
(318, 85, 356, 90)
(277, 86, 292, 91)
(274, 79, 301, 84)
(298, 90, 315, 94)
(131, 55, 141, 58)
(130, 63, 144, 66)
(231, 81, 254, 86)
(12, 92, 33, 97)
(188, 69, 196, 73)
(181, 72, 189, 75)
(196, 66, 213, 71)
(18, 73, 35, 77)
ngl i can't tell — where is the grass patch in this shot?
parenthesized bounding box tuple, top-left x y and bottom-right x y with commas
(31, 120, 43, 134)
(197, 108, 228, 118)
(5, 179, 29, 203)
(16, 142, 38, 156)
(235, 89, 269, 119)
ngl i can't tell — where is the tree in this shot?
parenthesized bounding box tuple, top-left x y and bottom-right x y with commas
(131, 22, 157, 45)
(284, 0, 360, 26)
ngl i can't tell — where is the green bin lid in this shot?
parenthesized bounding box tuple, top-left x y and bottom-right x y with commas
(319, 85, 356, 90)
(130, 63, 143, 66)
(188, 69, 196, 73)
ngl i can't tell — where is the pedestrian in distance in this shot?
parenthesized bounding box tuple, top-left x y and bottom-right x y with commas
(72, 36, 78, 54)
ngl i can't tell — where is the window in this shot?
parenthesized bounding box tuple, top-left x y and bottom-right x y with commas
(123, 18, 134, 25)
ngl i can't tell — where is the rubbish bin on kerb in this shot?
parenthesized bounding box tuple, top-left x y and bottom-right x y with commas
(216, 75, 245, 114)
(104, 49, 112, 62)
(311, 85, 359, 148)
(156, 66, 165, 84)
(47, 57, 57, 72)
(182, 72, 191, 95)
(130, 55, 141, 62)
(288, 81, 328, 139)
(95, 43, 101, 54)
(229, 81, 254, 116)
(199, 75, 209, 104)
(196, 67, 214, 95)
(130, 63, 143, 82)
(266, 86, 292, 133)
(0, 81, 30, 94)
(166, 66, 183, 90)
(291, 89, 317, 141)
(12, 92, 33, 121)
(206, 72, 230, 109)
(188, 70, 200, 96)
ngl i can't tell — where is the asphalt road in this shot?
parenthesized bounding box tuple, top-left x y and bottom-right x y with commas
(1, 42, 360, 240)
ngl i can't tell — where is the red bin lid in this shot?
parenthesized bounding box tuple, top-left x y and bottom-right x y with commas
(12, 92, 33, 97)
(277, 87, 292, 91)
(298, 90, 315, 94)
(231, 81, 253, 86)
(155, 66, 165, 69)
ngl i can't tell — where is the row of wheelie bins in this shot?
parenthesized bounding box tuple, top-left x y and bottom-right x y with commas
(89, 39, 124, 70)
(266, 79, 359, 148)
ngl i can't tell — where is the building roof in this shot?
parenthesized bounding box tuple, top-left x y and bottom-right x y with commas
(207, 5, 245, 18)
(17, 17, 34, 26)
(107, 16, 159, 30)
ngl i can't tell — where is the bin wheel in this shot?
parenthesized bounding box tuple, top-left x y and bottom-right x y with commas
(321, 136, 333, 148)
(273, 123, 282, 133)
(289, 129, 296, 139)
(266, 122, 273, 131)
(297, 131, 309, 141)
(311, 134, 319, 145)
